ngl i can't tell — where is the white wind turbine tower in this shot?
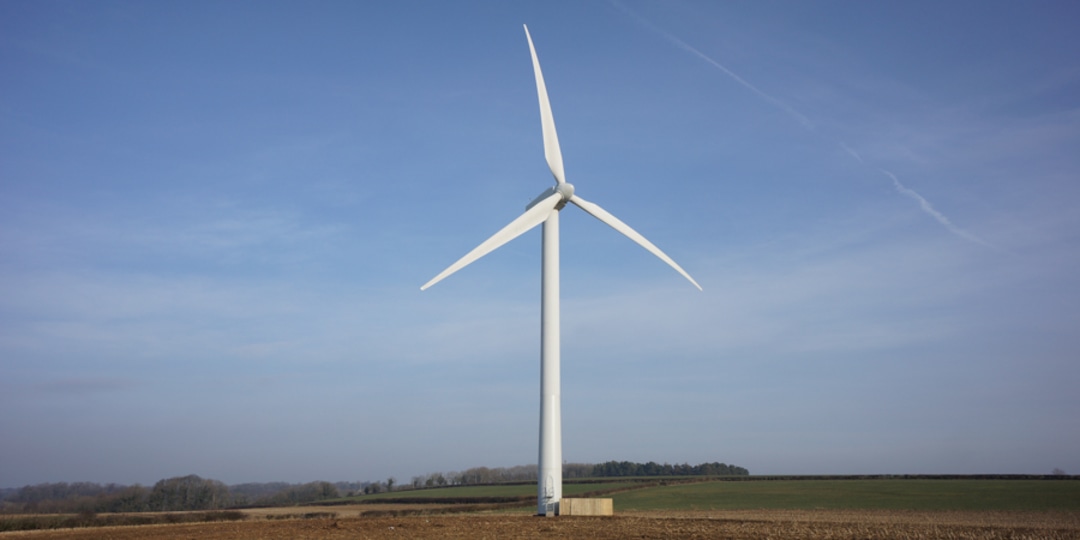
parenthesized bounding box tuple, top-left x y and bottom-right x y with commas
(422, 25, 701, 516)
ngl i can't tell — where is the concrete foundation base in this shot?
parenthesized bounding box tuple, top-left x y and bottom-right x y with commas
(558, 498, 613, 516)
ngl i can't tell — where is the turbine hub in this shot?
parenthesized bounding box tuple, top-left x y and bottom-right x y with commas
(526, 182, 575, 211)
(556, 182, 575, 201)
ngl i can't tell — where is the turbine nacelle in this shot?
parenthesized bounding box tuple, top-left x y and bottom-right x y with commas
(527, 182, 575, 211)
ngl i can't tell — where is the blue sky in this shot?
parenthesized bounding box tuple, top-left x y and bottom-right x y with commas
(2, 0, 1078, 487)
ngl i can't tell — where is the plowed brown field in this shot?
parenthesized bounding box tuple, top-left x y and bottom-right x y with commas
(4, 509, 1079, 539)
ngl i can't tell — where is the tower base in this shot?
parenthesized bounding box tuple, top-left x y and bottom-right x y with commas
(557, 498, 613, 516)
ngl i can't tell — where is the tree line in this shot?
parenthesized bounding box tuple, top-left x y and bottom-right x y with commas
(0, 475, 344, 514)
(591, 460, 748, 477)
(402, 460, 748, 489)
(2, 459, 749, 512)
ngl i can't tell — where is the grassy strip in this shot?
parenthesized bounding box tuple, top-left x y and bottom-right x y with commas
(338, 481, 643, 503)
(357, 503, 527, 517)
(264, 511, 338, 520)
(309, 481, 663, 516)
(0, 510, 246, 532)
(613, 479, 1080, 512)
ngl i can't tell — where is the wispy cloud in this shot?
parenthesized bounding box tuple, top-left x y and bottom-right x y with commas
(611, 1, 995, 249)
(879, 169, 998, 249)
(838, 141, 864, 162)
(609, 0, 813, 129)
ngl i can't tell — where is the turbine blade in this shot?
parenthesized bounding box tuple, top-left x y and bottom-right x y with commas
(570, 195, 702, 291)
(421, 192, 563, 290)
(523, 25, 566, 185)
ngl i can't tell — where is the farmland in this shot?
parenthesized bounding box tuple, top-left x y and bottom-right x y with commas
(346, 480, 640, 502)
(3, 478, 1078, 539)
(611, 478, 1080, 511)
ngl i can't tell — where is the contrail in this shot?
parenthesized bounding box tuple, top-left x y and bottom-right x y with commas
(838, 142, 864, 163)
(610, 0, 813, 129)
(611, 0, 995, 249)
(880, 170, 997, 248)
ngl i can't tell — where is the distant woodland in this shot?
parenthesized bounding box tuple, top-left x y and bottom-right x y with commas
(1, 460, 748, 513)
(591, 461, 749, 477)
(0, 476, 346, 514)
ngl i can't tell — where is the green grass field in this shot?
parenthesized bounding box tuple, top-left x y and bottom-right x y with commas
(610, 479, 1080, 511)
(347, 481, 639, 501)
(342, 478, 1080, 512)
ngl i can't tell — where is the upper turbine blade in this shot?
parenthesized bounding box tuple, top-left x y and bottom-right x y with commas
(421, 192, 563, 290)
(570, 195, 702, 291)
(523, 25, 566, 185)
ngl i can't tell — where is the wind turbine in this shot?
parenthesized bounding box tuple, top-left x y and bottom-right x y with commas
(421, 25, 701, 516)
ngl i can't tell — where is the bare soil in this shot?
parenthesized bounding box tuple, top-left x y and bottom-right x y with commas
(3, 509, 1079, 539)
